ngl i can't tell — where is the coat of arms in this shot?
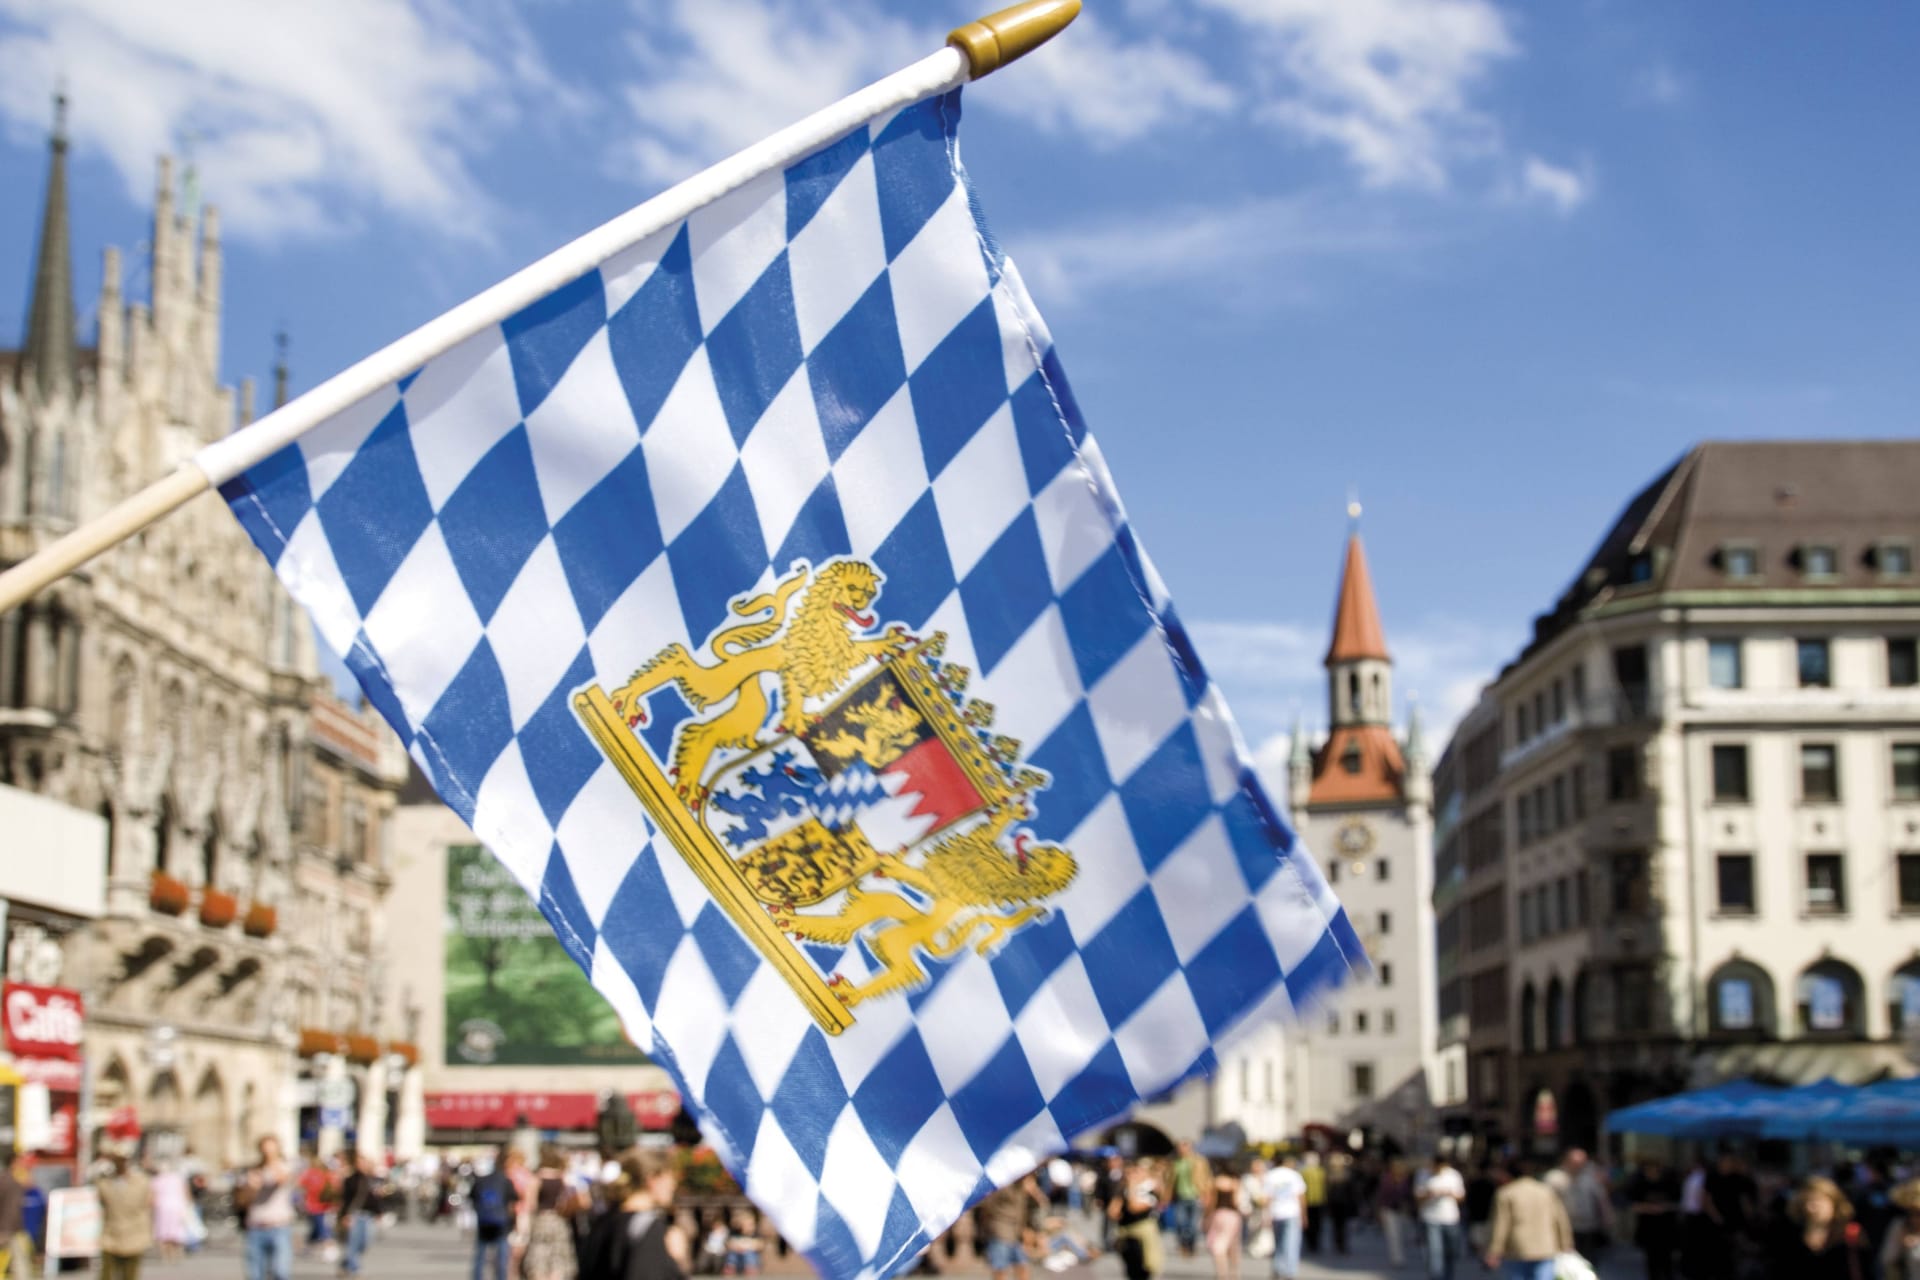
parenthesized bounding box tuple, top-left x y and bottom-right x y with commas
(572, 559, 1077, 1034)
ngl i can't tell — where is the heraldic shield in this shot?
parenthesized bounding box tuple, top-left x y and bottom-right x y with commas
(573, 559, 1077, 1034)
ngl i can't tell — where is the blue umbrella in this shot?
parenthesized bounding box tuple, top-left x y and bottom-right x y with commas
(1824, 1076, 1920, 1147)
(1750, 1077, 1858, 1141)
(1607, 1079, 1780, 1138)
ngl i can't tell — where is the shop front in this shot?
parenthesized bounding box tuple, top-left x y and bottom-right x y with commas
(424, 1088, 680, 1148)
(2, 982, 85, 1183)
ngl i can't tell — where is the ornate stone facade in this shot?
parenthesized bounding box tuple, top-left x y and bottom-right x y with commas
(0, 103, 414, 1164)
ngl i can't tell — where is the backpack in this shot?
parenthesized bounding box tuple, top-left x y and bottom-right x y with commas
(474, 1176, 511, 1231)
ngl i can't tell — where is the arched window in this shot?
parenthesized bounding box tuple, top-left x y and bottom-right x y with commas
(201, 814, 221, 891)
(1519, 982, 1538, 1054)
(1348, 671, 1361, 718)
(1571, 970, 1591, 1046)
(1797, 959, 1866, 1038)
(155, 795, 176, 876)
(1341, 739, 1363, 775)
(1545, 977, 1566, 1050)
(1370, 672, 1383, 716)
(1889, 961, 1920, 1036)
(1707, 959, 1777, 1036)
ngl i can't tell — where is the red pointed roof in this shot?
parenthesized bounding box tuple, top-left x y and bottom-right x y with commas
(1325, 533, 1390, 665)
(1309, 725, 1406, 806)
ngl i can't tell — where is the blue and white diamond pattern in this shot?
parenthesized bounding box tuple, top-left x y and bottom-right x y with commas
(218, 88, 1364, 1280)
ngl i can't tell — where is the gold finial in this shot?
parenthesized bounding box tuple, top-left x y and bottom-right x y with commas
(948, 0, 1082, 79)
(1346, 487, 1362, 528)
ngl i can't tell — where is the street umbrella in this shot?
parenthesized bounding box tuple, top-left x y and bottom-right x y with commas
(1606, 1079, 1780, 1139)
(1824, 1076, 1920, 1148)
(1750, 1077, 1857, 1141)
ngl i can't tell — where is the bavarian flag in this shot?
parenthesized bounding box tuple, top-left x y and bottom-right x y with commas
(218, 87, 1363, 1280)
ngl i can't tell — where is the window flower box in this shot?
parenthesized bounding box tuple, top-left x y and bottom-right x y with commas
(243, 903, 278, 938)
(199, 888, 238, 928)
(150, 871, 190, 915)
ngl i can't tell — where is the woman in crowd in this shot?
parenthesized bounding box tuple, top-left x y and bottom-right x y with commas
(1109, 1160, 1165, 1280)
(1375, 1158, 1410, 1268)
(581, 1150, 689, 1280)
(150, 1157, 192, 1262)
(1765, 1175, 1865, 1280)
(525, 1146, 584, 1280)
(1625, 1156, 1681, 1280)
(1205, 1173, 1242, 1280)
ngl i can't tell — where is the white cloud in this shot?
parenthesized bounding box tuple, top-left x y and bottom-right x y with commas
(1011, 192, 1419, 306)
(1193, 0, 1518, 189)
(0, 0, 569, 241)
(615, 0, 1233, 184)
(1632, 62, 1688, 107)
(1517, 155, 1591, 214)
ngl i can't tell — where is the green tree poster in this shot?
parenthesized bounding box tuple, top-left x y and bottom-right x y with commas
(444, 844, 647, 1065)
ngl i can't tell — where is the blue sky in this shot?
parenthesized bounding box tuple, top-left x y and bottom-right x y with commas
(2, 0, 1917, 769)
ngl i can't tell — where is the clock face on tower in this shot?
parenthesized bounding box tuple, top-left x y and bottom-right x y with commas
(1335, 819, 1375, 858)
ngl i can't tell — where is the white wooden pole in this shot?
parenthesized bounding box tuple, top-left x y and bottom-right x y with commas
(0, 1, 1081, 617)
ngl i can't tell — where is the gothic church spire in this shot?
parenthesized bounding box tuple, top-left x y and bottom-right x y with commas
(21, 90, 77, 400)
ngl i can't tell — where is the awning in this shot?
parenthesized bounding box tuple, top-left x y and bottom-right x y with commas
(425, 1090, 680, 1133)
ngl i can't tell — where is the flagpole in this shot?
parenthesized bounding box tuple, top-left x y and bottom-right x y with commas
(0, 0, 1080, 618)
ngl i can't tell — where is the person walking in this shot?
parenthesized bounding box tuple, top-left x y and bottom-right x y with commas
(1416, 1153, 1467, 1280)
(1299, 1154, 1326, 1255)
(337, 1150, 379, 1277)
(1484, 1160, 1572, 1280)
(150, 1159, 191, 1263)
(96, 1151, 154, 1280)
(1110, 1162, 1165, 1280)
(239, 1135, 298, 1280)
(1170, 1141, 1209, 1258)
(1625, 1157, 1681, 1280)
(1375, 1158, 1410, 1267)
(298, 1151, 337, 1258)
(979, 1180, 1037, 1280)
(1880, 1179, 1920, 1280)
(1545, 1149, 1612, 1263)
(1205, 1175, 1243, 1280)
(1261, 1155, 1307, 1280)
(1763, 1176, 1865, 1280)
(1326, 1153, 1357, 1255)
(470, 1147, 523, 1280)
(524, 1147, 584, 1280)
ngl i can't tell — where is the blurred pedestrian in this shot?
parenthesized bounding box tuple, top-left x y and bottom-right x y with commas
(579, 1149, 689, 1280)
(337, 1150, 378, 1277)
(1484, 1159, 1572, 1280)
(979, 1180, 1036, 1280)
(1261, 1155, 1306, 1280)
(151, 1158, 192, 1262)
(298, 1150, 337, 1258)
(525, 1147, 583, 1280)
(1326, 1153, 1356, 1255)
(470, 1147, 523, 1280)
(1375, 1158, 1410, 1268)
(1416, 1153, 1467, 1280)
(1170, 1141, 1209, 1257)
(239, 1135, 298, 1280)
(1545, 1149, 1611, 1262)
(97, 1150, 154, 1280)
(1625, 1156, 1681, 1280)
(0, 1146, 25, 1280)
(1205, 1175, 1242, 1280)
(1111, 1160, 1165, 1280)
(1881, 1179, 1920, 1280)
(1300, 1153, 1326, 1255)
(1763, 1176, 1864, 1280)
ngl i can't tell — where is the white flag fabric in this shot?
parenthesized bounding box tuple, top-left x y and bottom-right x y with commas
(218, 88, 1363, 1280)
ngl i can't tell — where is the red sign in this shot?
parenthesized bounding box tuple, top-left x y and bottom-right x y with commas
(424, 1090, 680, 1132)
(3, 983, 83, 1059)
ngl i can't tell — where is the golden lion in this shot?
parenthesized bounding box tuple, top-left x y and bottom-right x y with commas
(778, 800, 1078, 1008)
(609, 560, 911, 807)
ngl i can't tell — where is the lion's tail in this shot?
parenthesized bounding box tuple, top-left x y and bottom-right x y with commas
(712, 565, 809, 657)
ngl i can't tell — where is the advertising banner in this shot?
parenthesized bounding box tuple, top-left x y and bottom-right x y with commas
(45, 1186, 101, 1259)
(444, 844, 646, 1066)
(3, 983, 83, 1058)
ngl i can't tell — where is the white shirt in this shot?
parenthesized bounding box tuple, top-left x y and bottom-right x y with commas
(1047, 1158, 1073, 1190)
(1416, 1167, 1465, 1226)
(1264, 1167, 1306, 1221)
(1681, 1168, 1708, 1215)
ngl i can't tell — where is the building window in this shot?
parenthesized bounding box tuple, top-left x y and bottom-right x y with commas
(1376, 857, 1390, 882)
(1517, 704, 1531, 742)
(1350, 1062, 1376, 1099)
(1520, 893, 1536, 942)
(1551, 776, 1567, 830)
(1797, 961, 1863, 1036)
(1383, 1009, 1396, 1034)
(1342, 740, 1363, 774)
(1882, 543, 1914, 577)
(1326, 1012, 1339, 1034)
(1723, 545, 1760, 579)
(1801, 545, 1839, 578)
(1328, 860, 1340, 885)
(1716, 854, 1755, 914)
(1801, 743, 1839, 802)
(1897, 853, 1920, 913)
(1607, 747, 1641, 801)
(1379, 962, 1394, 987)
(1708, 639, 1744, 689)
(1517, 793, 1533, 845)
(1895, 744, 1920, 802)
(1377, 910, 1392, 935)
(1519, 984, 1538, 1053)
(1555, 878, 1571, 931)
(1892, 638, 1919, 688)
(1805, 853, 1847, 914)
(1708, 961, 1775, 1035)
(1571, 764, 1587, 820)
(1797, 638, 1832, 688)
(1551, 680, 1565, 724)
(1892, 962, 1920, 1034)
(1712, 744, 1750, 802)
(1626, 552, 1654, 584)
(1574, 873, 1590, 926)
(1616, 967, 1653, 1033)
(1354, 1012, 1370, 1033)
(1545, 979, 1565, 1050)
(1610, 852, 1649, 917)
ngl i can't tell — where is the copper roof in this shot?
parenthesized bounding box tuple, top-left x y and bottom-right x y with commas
(1308, 724, 1405, 806)
(1325, 533, 1390, 664)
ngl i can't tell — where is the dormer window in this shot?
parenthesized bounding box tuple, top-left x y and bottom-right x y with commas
(1801, 544, 1839, 578)
(1625, 552, 1654, 584)
(1722, 545, 1760, 580)
(1341, 740, 1363, 774)
(1879, 542, 1914, 578)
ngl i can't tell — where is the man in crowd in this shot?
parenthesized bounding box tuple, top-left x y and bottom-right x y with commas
(1416, 1152, 1467, 1280)
(1485, 1159, 1573, 1280)
(1169, 1140, 1209, 1256)
(1545, 1148, 1612, 1261)
(1263, 1155, 1307, 1280)
(469, 1146, 522, 1280)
